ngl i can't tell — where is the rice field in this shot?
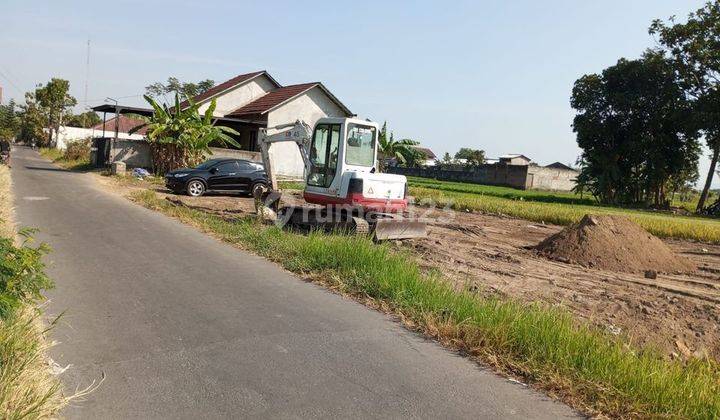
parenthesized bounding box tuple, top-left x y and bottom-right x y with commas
(408, 181, 720, 243)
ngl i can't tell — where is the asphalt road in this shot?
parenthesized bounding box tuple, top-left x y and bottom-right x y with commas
(10, 146, 577, 419)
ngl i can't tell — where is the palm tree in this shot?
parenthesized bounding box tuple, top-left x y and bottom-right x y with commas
(130, 94, 240, 174)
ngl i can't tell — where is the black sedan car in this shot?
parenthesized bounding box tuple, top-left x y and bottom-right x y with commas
(165, 158, 268, 197)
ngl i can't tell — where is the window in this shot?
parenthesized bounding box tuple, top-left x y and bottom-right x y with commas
(215, 162, 239, 172)
(345, 124, 376, 167)
(196, 159, 223, 169)
(307, 124, 341, 187)
(238, 161, 263, 171)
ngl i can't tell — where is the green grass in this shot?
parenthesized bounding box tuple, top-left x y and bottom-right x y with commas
(277, 180, 305, 190)
(39, 147, 92, 171)
(407, 176, 709, 210)
(411, 186, 720, 243)
(131, 188, 720, 418)
(407, 176, 597, 205)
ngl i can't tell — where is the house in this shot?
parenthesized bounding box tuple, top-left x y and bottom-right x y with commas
(411, 145, 437, 166)
(92, 70, 354, 177)
(498, 154, 532, 165)
(545, 161, 575, 171)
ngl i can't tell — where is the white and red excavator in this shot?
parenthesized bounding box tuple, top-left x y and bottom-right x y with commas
(254, 117, 426, 241)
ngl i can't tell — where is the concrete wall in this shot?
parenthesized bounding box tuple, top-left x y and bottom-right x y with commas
(265, 86, 348, 178)
(527, 166, 578, 191)
(111, 140, 152, 168)
(198, 75, 277, 116)
(53, 126, 143, 150)
(208, 147, 261, 162)
(388, 164, 579, 191)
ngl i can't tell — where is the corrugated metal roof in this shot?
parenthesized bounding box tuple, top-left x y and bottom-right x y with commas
(92, 115, 148, 135)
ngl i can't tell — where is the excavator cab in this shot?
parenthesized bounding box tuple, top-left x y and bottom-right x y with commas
(302, 117, 409, 213)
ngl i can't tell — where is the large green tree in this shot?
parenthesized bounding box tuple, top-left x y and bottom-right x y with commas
(34, 78, 77, 146)
(571, 51, 700, 206)
(454, 147, 486, 166)
(145, 77, 215, 100)
(0, 100, 20, 140)
(17, 92, 45, 144)
(650, 2, 720, 211)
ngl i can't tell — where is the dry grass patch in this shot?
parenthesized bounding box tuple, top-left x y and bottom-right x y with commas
(0, 164, 68, 419)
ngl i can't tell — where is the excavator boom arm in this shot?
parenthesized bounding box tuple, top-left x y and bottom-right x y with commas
(258, 120, 312, 190)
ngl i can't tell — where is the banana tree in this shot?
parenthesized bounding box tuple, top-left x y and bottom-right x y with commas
(377, 133, 419, 171)
(130, 93, 240, 174)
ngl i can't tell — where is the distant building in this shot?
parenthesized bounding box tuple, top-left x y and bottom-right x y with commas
(498, 154, 532, 165)
(411, 145, 437, 166)
(388, 152, 580, 191)
(545, 161, 575, 171)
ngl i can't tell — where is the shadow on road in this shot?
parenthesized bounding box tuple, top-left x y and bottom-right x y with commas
(24, 166, 70, 172)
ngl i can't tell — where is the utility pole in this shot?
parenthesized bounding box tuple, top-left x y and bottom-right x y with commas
(83, 38, 91, 127)
(105, 97, 119, 167)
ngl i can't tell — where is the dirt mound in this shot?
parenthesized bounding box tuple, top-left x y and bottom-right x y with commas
(535, 215, 695, 274)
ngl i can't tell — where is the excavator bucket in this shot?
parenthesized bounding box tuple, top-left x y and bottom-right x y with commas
(373, 218, 427, 241)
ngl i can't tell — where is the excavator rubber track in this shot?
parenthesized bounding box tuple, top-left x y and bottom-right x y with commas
(275, 205, 426, 241)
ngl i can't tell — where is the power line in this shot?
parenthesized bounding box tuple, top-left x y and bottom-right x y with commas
(0, 67, 23, 99)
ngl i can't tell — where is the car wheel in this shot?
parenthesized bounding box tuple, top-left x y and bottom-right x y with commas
(187, 180, 206, 197)
(251, 182, 269, 199)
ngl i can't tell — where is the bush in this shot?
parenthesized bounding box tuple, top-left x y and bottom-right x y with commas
(0, 229, 53, 317)
(63, 138, 90, 161)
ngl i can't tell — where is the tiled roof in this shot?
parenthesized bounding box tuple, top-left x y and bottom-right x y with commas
(178, 70, 271, 109)
(225, 83, 319, 117)
(412, 145, 437, 160)
(92, 115, 148, 135)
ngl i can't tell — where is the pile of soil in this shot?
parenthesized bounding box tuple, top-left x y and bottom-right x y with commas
(535, 214, 695, 274)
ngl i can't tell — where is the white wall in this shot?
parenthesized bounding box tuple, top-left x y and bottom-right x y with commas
(198, 75, 277, 117)
(265, 86, 348, 178)
(53, 126, 144, 150)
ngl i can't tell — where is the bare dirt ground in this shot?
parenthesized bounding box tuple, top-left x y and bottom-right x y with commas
(98, 174, 720, 361)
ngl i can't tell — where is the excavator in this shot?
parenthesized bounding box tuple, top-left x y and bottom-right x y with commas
(253, 117, 426, 241)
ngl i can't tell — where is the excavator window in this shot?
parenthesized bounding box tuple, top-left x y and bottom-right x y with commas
(345, 124, 376, 167)
(308, 123, 341, 188)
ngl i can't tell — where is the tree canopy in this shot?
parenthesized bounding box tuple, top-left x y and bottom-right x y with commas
(145, 77, 215, 100)
(454, 147, 485, 166)
(34, 78, 77, 145)
(571, 51, 700, 206)
(65, 111, 101, 128)
(0, 100, 20, 140)
(650, 2, 720, 211)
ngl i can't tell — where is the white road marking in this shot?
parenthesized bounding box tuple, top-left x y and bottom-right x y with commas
(23, 196, 50, 201)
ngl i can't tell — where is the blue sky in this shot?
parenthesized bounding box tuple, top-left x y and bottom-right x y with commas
(0, 0, 715, 185)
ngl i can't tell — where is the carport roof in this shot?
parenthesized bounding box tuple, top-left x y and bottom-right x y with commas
(92, 104, 154, 116)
